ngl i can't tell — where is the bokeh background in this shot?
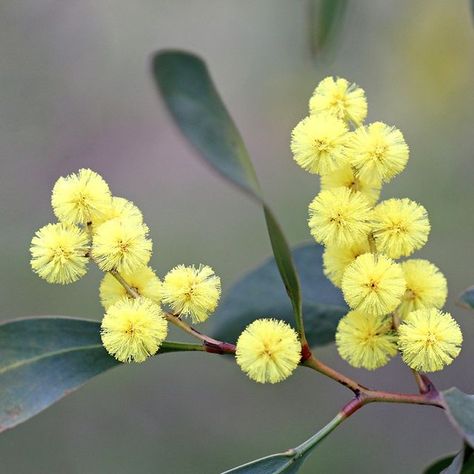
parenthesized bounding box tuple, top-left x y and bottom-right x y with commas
(1, 1, 473, 472)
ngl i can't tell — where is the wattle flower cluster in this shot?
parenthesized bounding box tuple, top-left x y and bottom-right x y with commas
(291, 77, 462, 372)
(30, 170, 301, 383)
(30, 169, 221, 363)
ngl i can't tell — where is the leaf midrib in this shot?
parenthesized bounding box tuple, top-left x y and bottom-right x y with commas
(0, 344, 104, 376)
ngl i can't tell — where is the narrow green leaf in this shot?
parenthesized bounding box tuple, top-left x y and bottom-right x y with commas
(310, 0, 348, 57)
(425, 456, 457, 474)
(425, 444, 474, 474)
(458, 287, 474, 310)
(212, 242, 347, 346)
(443, 388, 474, 448)
(221, 451, 308, 474)
(152, 50, 260, 199)
(263, 207, 303, 331)
(0, 317, 200, 433)
(222, 412, 343, 473)
(152, 51, 305, 338)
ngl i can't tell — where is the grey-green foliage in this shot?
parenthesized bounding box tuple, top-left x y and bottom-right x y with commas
(212, 242, 347, 346)
(0, 317, 198, 432)
(443, 388, 474, 448)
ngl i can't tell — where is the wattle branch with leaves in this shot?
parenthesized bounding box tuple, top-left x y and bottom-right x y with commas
(2, 50, 474, 473)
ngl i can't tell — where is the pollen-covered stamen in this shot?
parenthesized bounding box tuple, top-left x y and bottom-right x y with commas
(161, 264, 221, 323)
(398, 309, 462, 372)
(336, 310, 397, 370)
(236, 319, 301, 384)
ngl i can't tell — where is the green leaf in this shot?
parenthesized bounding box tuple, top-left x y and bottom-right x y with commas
(222, 412, 344, 473)
(221, 451, 308, 474)
(212, 242, 347, 346)
(425, 456, 457, 474)
(152, 50, 260, 199)
(0, 317, 200, 433)
(443, 388, 474, 448)
(310, 0, 348, 57)
(152, 50, 305, 337)
(458, 287, 474, 310)
(424, 444, 474, 474)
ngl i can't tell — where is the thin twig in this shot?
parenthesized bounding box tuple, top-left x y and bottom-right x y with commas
(109, 269, 236, 355)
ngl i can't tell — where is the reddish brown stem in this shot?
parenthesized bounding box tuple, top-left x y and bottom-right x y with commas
(109, 269, 236, 355)
(304, 355, 444, 409)
(303, 356, 367, 395)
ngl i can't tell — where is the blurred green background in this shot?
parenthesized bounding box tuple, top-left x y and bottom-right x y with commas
(1, 1, 474, 472)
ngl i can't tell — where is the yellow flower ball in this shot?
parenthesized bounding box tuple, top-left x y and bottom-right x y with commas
(309, 76, 368, 125)
(99, 266, 162, 310)
(341, 253, 406, 316)
(398, 309, 462, 372)
(398, 260, 447, 319)
(347, 122, 409, 184)
(101, 297, 168, 363)
(308, 187, 372, 247)
(336, 311, 397, 370)
(372, 198, 430, 259)
(323, 240, 370, 288)
(236, 319, 301, 384)
(95, 196, 143, 227)
(30, 223, 89, 284)
(161, 265, 221, 323)
(51, 168, 112, 225)
(320, 164, 381, 205)
(290, 113, 349, 175)
(92, 218, 152, 273)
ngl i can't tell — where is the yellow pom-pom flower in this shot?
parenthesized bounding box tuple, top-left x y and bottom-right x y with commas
(323, 240, 370, 288)
(398, 309, 462, 372)
(95, 196, 143, 227)
(161, 265, 221, 323)
(30, 223, 89, 284)
(336, 311, 397, 370)
(321, 164, 381, 205)
(398, 260, 447, 318)
(235, 319, 301, 384)
(290, 113, 349, 175)
(342, 253, 406, 316)
(51, 168, 112, 225)
(101, 297, 168, 363)
(92, 218, 152, 273)
(347, 122, 409, 184)
(308, 187, 372, 247)
(309, 76, 368, 125)
(372, 198, 430, 259)
(99, 266, 162, 310)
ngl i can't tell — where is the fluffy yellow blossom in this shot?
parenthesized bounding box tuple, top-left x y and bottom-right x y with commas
(309, 76, 368, 125)
(290, 113, 349, 175)
(235, 319, 301, 384)
(372, 199, 430, 258)
(323, 240, 370, 287)
(321, 164, 381, 205)
(99, 266, 162, 310)
(30, 223, 89, 284)
(347, 122, 409, 183)
(398, 260, 447, 318)
(342, 253, 406, 316)
(92, 218, 152, 273)
(398, 309, 462, 372)
(96, 196, 143, 227)
(308, 187, 372, 247)
(101, 297, 168, 363)
(336, 311, 397, 370)
(161, 265, 221, 323)
(51, 169, 112, 225)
